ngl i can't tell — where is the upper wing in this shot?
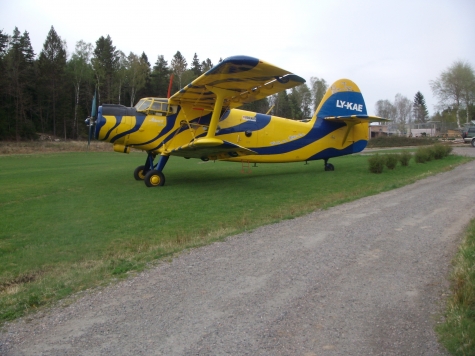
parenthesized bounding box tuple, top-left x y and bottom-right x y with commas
(169, 56, 305, 110)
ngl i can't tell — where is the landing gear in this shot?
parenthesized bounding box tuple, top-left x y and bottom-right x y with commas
(136, 153, 169, 187)
(324, 159, 334, 171)
(133, 165, 146, 180)
(144, 170, 165, 187)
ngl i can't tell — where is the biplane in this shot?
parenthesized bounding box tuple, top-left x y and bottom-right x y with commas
(87, 55, 386, 187)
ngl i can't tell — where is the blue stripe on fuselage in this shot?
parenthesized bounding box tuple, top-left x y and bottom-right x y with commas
(110, 115, 146, 143)
(307, 139, 367, 160)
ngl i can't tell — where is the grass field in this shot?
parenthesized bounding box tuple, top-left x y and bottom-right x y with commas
(0, 149, 472, 323)
(437, 219, 475, 356)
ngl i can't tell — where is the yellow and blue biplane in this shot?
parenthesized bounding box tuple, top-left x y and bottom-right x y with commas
(89, 55, 386, 187)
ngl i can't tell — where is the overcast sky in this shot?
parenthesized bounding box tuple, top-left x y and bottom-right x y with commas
(1, 0, 474, 115)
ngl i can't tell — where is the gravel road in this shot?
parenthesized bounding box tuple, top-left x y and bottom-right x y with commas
(1, 147, 475, 356)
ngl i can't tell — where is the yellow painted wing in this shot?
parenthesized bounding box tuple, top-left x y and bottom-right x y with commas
(169, 56, 305, 110)
(167, 137, 257, 160)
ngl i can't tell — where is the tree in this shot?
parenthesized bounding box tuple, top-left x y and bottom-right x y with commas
(137, 52, 152, 99)
(126, 52, 149, 106)
(170, 51, 187, 90)
(38, 26, 68, 138)
(375, 99, 397, 121)
(240, 98, 270, 114)
(68, 40, 93, 138)
(201, 58, 213, 72)
(310, 77, 328, 111)
(272, 90, 292, 118)
(92, 35, 119, 104)
(413, 91, 428, 123)
(394, 94, 413, 133)
(430, 60, 475, 127)
(151, 55, 171, 97)
(191, 53, 202, 76)
(3, 27, 36, 140)
(289, 84, 312, 119)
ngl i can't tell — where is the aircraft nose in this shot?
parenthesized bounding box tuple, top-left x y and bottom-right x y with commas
(95, 106, 107, 140)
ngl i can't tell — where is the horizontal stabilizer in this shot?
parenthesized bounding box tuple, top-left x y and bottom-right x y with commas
(324, 115, 389, 123)
(168, 138, 257, 160)
(325, 115, 389, 146)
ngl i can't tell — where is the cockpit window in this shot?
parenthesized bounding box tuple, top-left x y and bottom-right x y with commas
(137, 99, 152, 111)
(135, 97, 177, 115)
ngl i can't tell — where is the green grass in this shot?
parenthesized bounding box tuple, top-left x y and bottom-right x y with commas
(437, 219, 475, 355)
(0, 150, 472, 323)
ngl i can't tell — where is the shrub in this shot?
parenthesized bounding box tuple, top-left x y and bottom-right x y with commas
(399, 151, 412, 166)
(414, 147, 430, 163)
(433, 144, 447, 159)
(385, 154, 399, 170)
(368, 154, 384, 173)
(442, 145, 453, 157)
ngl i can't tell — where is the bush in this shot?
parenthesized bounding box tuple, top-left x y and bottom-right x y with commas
(414, 147, 431, 163)
(399, 151, 412, 166)
(433, 144, 447, 159)
(385, 154, 399, 170)
(368, 154, 385, 173)
(441, 144, 453, 157)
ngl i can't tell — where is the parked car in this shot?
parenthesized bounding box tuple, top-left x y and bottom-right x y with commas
(462, 127, 475, 147)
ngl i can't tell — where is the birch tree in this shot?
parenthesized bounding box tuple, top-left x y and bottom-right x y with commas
(68, 40, 93, 138)
(430, 60, 475, 127)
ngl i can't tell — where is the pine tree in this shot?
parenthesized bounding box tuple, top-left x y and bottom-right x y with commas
(38, 26, 67, 138)
(151, 55, 171, 97)
(201, 58, 213, 72)
(92, 35, 119, 104)
(4, 28, 36, 140)
(413, 91, 428, 123)
(191, 53, 202, 76)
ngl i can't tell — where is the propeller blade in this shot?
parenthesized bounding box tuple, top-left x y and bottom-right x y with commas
(87, 88, 97, 149)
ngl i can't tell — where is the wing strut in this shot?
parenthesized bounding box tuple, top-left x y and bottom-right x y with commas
(205, 85, 236, 141)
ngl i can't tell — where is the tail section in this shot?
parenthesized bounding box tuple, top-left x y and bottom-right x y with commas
(313, 79, 367, 120)
(307, 79, 387, 159)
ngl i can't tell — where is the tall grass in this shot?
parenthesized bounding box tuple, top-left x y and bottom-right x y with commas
(437, 220, 475, 355)
(0, 151, 472, 322)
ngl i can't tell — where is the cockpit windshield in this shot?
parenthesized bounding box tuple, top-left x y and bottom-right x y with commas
(135, 98, 177, 115)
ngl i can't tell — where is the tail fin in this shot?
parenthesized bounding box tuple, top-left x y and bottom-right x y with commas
(313, 79, 367, 120)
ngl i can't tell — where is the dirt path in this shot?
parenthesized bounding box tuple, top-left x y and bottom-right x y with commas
(1, 147, 475, 355)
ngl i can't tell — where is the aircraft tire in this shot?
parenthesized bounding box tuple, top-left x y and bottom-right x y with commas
(134, 165, 146, 180)
(325, 163, 335, 171)
(144, 170, 165, 187)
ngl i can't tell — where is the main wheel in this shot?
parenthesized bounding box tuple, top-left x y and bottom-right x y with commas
(325, 163, 335, 171)
(144, 170, 165, 187)
(471, 139, 475, 147)
(133, 165, 146, 180)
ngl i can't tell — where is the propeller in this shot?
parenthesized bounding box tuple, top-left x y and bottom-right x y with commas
(86, 88, 97, 148)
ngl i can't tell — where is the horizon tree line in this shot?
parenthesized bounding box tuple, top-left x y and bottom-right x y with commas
(0, 26, 473, 141)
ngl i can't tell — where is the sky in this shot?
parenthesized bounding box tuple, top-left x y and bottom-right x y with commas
(1, 0, 474, 115)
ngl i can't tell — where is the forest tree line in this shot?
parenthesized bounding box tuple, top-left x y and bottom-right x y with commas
(0, 26, 473, 141)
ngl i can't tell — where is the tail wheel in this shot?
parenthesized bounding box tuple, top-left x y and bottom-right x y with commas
(325, 163, 335, 171)
(144, 170, 165, 187)
(133, 165, 146, 180)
